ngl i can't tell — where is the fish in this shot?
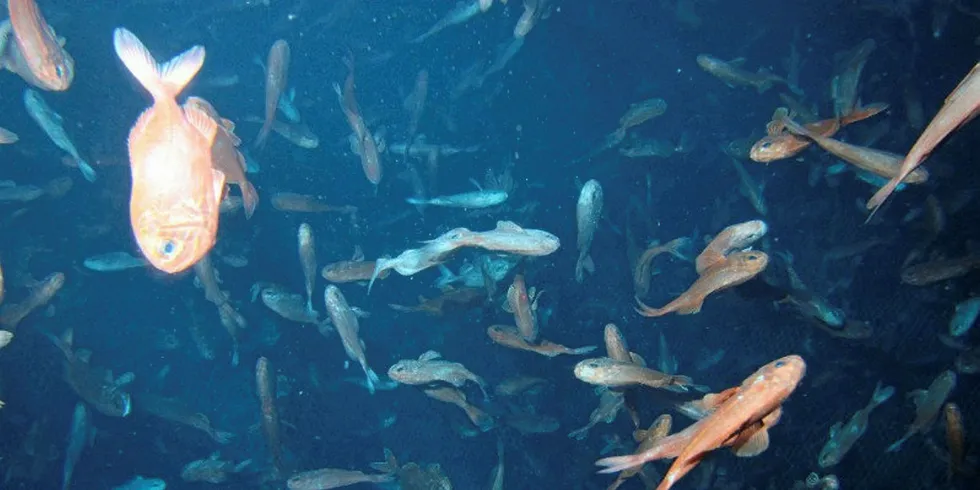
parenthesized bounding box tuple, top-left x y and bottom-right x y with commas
(495, 376, 548, 397)
(487, 324, 597, 357)
(779, 116, 929, 184)
(334, 60, 382, 185)
(730, 157, 768, 215)
(113, 28, 225, 274)
(0, 0, 74, 91)
(243, 116, 319, 148)
(900, 255, 980, 285)
(255, 357, 284, 479)
(944, 403, 967, 479)
(574, 357, 696, 390)
(887, 370, 957, 452)
(255, 40, 289, 149)
(604, 414, 674, 489)
(949, 297, 980, 337)
(23, 89, 97, 182)
(633, 237, 691, 297)
(111, 476, 167, 490)
(62, 403, 92, 490)
(412, 0, 485, 43)
(749, 104, 887, 163)
(696, 55, 796, 94)
(135, 393, 233, 444)
(180, 452, 250, 484)
(322, 259, 387, 283)
(406, 189, 509, 209)
(423, 385, 496, 432)
(270, 192, 356, 214)
(297, 223, 317, 312)
(184, 97, 259, 218)
(830, 39, 876, 118)
(505, 274, 542, 343)
(638, 251, 769, 317)
(568, 388, 625, 440)
(0, 271, 65, 329)
(455, 220, 561, 256)
(82, 251, 148, 272)
(256, 284, 320, 324)
(868, 63, 980, 215)
(287, 468, 394, 490)
(324, 285, 382, 393)
(817, 382, 894, 467)
(576, 179, 604, 283)
(388, 350, 489, 399)
(596, 355, 806, 490)
(0, 126, 19, 143)
(46, 329, 132, 417)
(603, 323, 634, 363)
(696, 220, 768, 274)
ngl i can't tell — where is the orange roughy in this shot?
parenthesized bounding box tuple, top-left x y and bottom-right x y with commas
(637, 251, 769, 317)
(113, 28, 226, 274)
(596, 355, 806, 490)
(749, 103, 888, 163)
(0, 0, 74, 91)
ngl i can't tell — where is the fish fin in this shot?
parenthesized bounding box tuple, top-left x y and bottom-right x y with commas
(184, 105, 219, 145)
(419, 350, 442, 361)
(495, 220, 524, 232)
(113, 28, 204, 101)
(210, 169, 227, 204)
(0, 21, 12, 69)
(675, 299, 704, 315)
(870, 382, 895, 407)
(241, 180, 259, 219)
(886, 433, 911, 452)
(778, 117, 811, 138)
(365, 368, 380, 395)
(368, 256, 390, 294)
(75, 159, 98, 182)
(866, 178, 900, 217)
(405, 197, 429, 206)
(731, 426, 771, 457)
(700, 387, 738, 411)
(370, 448, 399, 474)
(629, 352, 646, 366)
(828, 421, 842, 438)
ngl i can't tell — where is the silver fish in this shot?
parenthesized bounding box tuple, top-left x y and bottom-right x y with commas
(23, 89, 96, 182)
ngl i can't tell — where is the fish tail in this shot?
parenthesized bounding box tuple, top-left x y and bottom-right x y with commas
(364, 367, 381, 395)
(870, 382, 895, 408)
(368, 257, 390, 294)
(666, 237, 693, 261)
(405, 197, 429, 206)
(866, 178, 900, 217)
(72, 157, 98, 183)
(595, 454, 647, 474)
(778, 116, 811, 138)
(113, 27, 205, 102)
(634, 297, 668, 318)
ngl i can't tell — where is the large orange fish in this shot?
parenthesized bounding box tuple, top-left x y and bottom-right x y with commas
(113, 28, 225, 274)
(636, 251, 769, 317)
(596, 355, 806, 490)
(0, 0, 74, 91)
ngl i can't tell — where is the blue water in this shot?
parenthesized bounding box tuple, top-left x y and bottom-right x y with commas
(0, 1, 978, 489)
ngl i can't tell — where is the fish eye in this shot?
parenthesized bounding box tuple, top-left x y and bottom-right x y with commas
(760, 141, 772, 149)
(774, 360, 786, 367)
(55, 65, 64, 79)
(160, 240, 177, 257)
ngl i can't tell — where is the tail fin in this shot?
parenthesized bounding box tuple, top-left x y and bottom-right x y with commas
(364, 367, 381, 395)
(869, 382, 895, 409)
(570, 345, 598, 355)
(241, 181, 259, 219)
(113, 27, 204, 102)
(368, 257, 390, 294)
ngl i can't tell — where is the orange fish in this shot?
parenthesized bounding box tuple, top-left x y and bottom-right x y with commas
(944, 403, 966, 480)
(505, 273, 542, 343)
(633, 237, 690, 297)
(596, 355, 806, 490)
(868, 63, 980, 215)
(184, 97, 259, 218)
(255, 39, 289, 149)
(637, 251, 769, 317)
(113, 28, 225, 274)
(0, 0, 74, 91)
(335, 59, 382, 186)
(749, 104, 887, 163)
(487, 324, 596, 357)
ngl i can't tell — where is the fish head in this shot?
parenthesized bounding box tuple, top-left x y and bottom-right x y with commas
(573, 358, 608, 383)
(753, 355, 806, 395)
(38, 49, 75, 91)
(749, 135, 795, 162)
(132, 198, 216, 274)
(695, 54, 721, 72)
(817, 442, 841, 468)
(387, 361, 418, 382)
(103, 390, 133, 417)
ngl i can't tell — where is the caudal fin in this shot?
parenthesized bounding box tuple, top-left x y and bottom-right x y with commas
(113, 27, 204, 102)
